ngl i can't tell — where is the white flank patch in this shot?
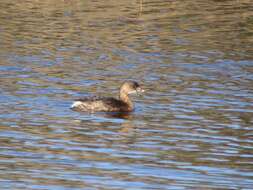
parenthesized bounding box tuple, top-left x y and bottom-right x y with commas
(71, 101, 83, 108)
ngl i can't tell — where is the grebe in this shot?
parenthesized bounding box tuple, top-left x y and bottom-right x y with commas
(71, 81, 144, 112)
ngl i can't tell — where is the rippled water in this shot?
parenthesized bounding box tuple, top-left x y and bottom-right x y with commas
(0, 0, 253, 189)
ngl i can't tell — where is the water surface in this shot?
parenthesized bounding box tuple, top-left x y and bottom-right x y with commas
(0, 0, 253, 189)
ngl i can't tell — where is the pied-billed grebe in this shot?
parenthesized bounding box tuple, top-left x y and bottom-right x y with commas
(71, 81, 144, 112)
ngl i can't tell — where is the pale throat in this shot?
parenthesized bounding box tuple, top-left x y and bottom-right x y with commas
(119, 90, 134, 109)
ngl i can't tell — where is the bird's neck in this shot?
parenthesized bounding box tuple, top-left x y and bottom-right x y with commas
(119, 91, 134, 111)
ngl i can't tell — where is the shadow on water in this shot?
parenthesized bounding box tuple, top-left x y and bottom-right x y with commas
(103, 111, 134, 120)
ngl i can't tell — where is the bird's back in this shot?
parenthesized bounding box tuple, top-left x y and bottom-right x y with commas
(71, 96, 130, 112)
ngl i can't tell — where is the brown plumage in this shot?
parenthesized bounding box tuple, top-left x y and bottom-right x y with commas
(71, 81, 144, 112)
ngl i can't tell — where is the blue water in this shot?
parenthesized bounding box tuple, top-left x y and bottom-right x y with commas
(1, 1, 253, 189)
